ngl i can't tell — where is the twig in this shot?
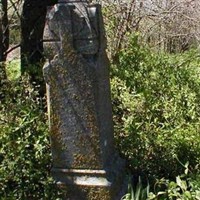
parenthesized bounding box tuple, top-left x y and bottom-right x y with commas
(5, 44, 21, 56)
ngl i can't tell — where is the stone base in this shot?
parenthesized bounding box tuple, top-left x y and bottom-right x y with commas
(61, 184, 124, 200)
(52, 159, 127, 200)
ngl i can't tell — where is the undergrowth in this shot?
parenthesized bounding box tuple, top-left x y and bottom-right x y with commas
(0, 76, 61, 199)
(1, 33, 200, 199)
(111, 34, 200, 181)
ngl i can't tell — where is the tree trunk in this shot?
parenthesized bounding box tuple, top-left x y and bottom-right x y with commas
(0, 0, 9, 62)
(20, 0, 57, 96)
(0, 0, 9, 96)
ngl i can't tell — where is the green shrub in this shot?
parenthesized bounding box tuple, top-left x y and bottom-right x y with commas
(123, 170, 200, 200)
(0, 76, 61, 199)
(148, 171, 200, 200)
(111, 34, 200, 180)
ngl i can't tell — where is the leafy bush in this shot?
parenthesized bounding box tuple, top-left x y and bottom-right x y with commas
(149, 169, 200, 200)
(0, 75, 61, 199)
(123, 169, 200, 200)
(111, 34, 200, 180)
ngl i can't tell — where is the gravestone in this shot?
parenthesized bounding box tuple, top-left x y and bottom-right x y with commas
(43, 1, 126, 199)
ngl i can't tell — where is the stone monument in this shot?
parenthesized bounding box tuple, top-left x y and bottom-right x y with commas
(43, 1, 126, 199)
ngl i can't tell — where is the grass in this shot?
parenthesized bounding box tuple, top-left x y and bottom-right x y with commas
(6, 59, 20, 80)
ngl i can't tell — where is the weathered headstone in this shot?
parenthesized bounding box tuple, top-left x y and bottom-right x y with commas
(43, 1, 126, 199)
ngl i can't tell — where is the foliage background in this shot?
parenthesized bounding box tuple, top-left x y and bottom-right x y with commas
(111, 35, 200, 180)
(0, 77, 62, 199)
